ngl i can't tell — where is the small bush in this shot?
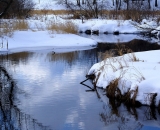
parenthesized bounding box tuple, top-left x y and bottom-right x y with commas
(0, 20, 14, 37)
(13, 20, 29, 31)
(32, 10, 69, 16)
(47, 20, 77, 34)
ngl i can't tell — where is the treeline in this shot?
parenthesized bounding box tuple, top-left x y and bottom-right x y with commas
(0, 0, 35, 18)
(57, 0, 159, 21)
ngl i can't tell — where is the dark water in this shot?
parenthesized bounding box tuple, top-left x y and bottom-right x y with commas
(0, 41, 160, 130)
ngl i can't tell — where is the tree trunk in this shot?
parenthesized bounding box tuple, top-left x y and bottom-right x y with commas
(148, 0, 151, 9)
(82, 0, 85, 4)
(126, 0, 129, 10)
(93, 0, 96, 5)
(155, 0, 158, 7)
(77, 0, 81, 6)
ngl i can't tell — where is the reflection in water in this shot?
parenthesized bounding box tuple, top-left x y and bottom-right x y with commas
(0, 49, 102, 130)
(46, 49, 98, 65)
(98, 39, 160, 53)
(0, 45, 160, 129)
(95, 88, 160, 130)
(0, 65, 50, 130)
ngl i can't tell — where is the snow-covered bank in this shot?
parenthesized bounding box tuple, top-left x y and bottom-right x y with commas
(1, 31, 97, 53)
(88, 50, 160, 106)
(79, 20, 140, 34)
(78, 19, 159, 35)
(79, 33, 158, 43)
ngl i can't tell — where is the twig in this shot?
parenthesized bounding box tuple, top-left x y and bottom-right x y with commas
(80, 78, 95, 91)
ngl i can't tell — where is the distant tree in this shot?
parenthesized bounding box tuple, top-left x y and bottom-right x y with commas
(77, 0, 80, 6)
(0, 0, 35, 18)
(57, 0, 108, 19)
(115, 0, 121, 10)
(10, 0, 35, 18)
(122, 0, 129, 10)
(93, 0, 96, 5)
(112, 0, 114, 6)
(82, 0, 85, 4)
(155, 0, 158, 7)
(0, 0, 13, 18)
(148, 0, 151, 9)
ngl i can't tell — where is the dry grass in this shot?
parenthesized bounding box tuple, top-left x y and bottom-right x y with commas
(127, 53, 140, 62)
(31, 10, 70, 16)
(96, 46, 146, 104)
(102, 10, 160, 22)
(32, 9, 160, 22)
(99, 50, 115, 61)
(106, 78, 120, 98)
(0, 19, 30, 37)
(12, 20, 29, 31)
(47, 20, 77, 34)
(0, 20, 14, 37)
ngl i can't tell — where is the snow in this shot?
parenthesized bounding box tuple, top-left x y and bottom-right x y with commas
(32, 0, 160, 10)
(0, 31, 97, 53)
(33, 0, 66, 10)
(78, 20, 142, 34)
(88, 50, 160, 106)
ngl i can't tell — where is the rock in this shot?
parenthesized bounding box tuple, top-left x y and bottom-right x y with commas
(85, 30, 91, 35)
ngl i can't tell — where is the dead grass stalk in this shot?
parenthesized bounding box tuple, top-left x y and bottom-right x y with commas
(47, 20, 77, 34)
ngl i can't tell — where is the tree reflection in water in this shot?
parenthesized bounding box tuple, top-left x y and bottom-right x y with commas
(95, 88, 160, 130)
(0, 65, 50, 130)
(81, 79, 160, 129)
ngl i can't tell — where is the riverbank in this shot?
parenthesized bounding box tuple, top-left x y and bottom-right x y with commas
(87, 49, 160, 107)
(1, 16, 160, 53)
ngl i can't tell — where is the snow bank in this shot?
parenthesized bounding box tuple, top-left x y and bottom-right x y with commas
(78, 20, 143, 34)
(0, 31, 97, 53)
(88, 50, 160, 106)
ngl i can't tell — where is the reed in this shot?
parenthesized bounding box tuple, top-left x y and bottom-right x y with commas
(0, 20, 14, 37)
(31, 10, 70, 16)
(12, 19, 29, 31)
(47, 20, 77, 34)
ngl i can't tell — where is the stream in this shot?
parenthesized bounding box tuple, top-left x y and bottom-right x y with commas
(0, 37, 160, 130)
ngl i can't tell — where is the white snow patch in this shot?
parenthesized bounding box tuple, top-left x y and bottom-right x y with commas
(88, 50, 160, 106)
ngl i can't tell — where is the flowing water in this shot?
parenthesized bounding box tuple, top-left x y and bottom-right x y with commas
(0, 39, 160, 130)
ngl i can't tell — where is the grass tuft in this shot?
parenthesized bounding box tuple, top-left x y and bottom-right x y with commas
(47, 20, 77, 34)
(13, 20, 29, 31)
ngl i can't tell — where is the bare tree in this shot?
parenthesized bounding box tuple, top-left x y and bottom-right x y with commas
(112, 0, 114, 6)
(77, 0, 80, 6)
(155, 0, 158, 7)
(115, 0, 121, 10)
(82, 0, 85, 4)
(93, 0, 96, 5)
(0, 0, 13, 18)
(148, 0, 151, 9)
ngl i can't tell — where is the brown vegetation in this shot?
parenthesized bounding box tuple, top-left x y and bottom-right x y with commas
(31, 10, 70, 16)
(47, 20, 77, 34)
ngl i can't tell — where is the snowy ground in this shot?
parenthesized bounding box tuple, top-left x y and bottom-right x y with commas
(1, 15, 160, 53)
(0, 31, 96, 53)
(88, 50, 160, 106)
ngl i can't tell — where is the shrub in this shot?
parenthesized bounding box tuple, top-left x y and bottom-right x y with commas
(13, 20, 29, 30)
(47, 20, 77, 34)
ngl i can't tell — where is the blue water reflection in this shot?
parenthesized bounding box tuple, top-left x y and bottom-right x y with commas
(0, 47, 160, 130)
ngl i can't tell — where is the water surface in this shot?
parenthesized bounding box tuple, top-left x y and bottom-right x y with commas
(0, 41, 160, 130)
